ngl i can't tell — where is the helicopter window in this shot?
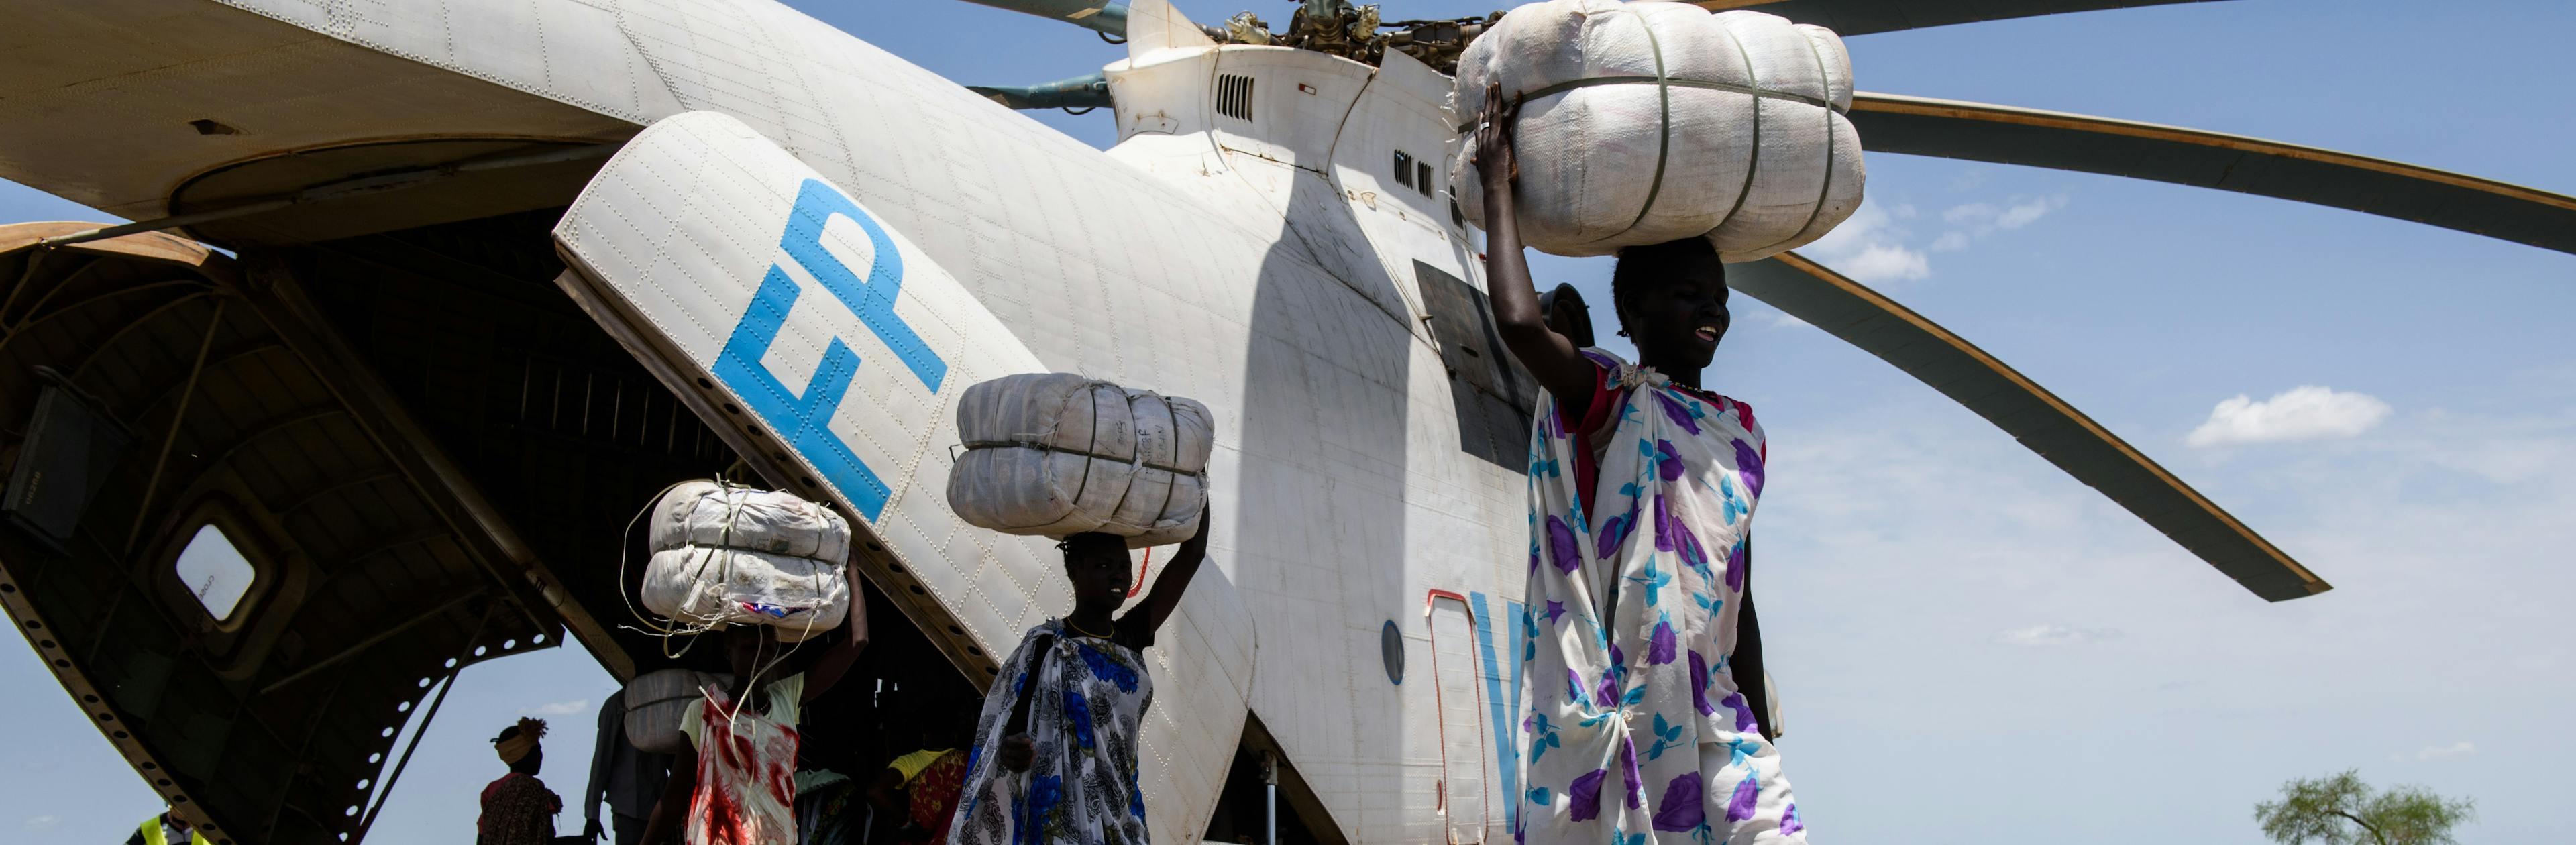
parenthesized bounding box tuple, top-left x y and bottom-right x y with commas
(1417, 162, 1434, 196)
(1393, 150, 1416, 188)
(173, 523, 257, 622)
(1413, 260, 1536, 469)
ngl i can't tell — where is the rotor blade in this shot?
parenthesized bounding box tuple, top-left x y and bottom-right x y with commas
(1695, 0, 2226, 35)
(1851, 92, 2576, 255)
(956, 0, 1128, 36)
(1727, 252, 2332, 602)
(965, 72, 1113, 111)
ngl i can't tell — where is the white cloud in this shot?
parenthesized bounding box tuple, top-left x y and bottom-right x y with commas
(2186, 386, 2393, 447)
(1942, 202, 1996, 225)
(1935, 194, 2067, 249)
(24, 816, 59, 831)
(2408, 741, 2477, 760)
(1804, 194, 2069, 281)
(1805, 200, 1931, 284)
(1995, 196, 2057, 229)
(1833, 243, 1931, 284)
(1994, 624, 2125, 646)
(519, 699, 589, 716)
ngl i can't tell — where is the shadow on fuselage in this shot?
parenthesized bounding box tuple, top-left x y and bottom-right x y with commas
(1225, 150, 1422, 842)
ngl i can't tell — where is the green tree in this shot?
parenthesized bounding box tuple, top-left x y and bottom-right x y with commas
(2254, 769, 2476, 845)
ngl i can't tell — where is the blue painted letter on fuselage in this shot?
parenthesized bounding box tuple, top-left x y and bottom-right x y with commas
(712, 179, 951, 521)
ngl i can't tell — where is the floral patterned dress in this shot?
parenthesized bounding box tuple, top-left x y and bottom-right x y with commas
(949, 618, 1157, 845)
(679, 674, 805, 845)
(1521, 351, 1806, 844)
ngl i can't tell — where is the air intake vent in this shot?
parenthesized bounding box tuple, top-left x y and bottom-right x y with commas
(1216, 74, 1254, 121)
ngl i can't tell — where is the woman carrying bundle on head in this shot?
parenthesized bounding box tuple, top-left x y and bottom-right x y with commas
(1476, 82, 1807, 844)
(946, 506, 1213, 845)
(636, 598, 869, 845)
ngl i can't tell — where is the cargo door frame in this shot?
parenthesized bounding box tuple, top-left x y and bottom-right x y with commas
(1425, 588, 1495, 844)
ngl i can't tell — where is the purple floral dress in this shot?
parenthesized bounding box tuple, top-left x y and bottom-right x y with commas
(1521, 351, 1805, 844)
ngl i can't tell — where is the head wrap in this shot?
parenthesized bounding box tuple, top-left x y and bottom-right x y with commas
(494, 716, 547, 765)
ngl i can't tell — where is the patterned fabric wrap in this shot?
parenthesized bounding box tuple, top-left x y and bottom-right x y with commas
(684, 687, 802, 844)
(476, 773, 563, 845)
(1520, 350, 1806, 844)
(794, 775, 862, 845)
(909, 749, 973, 845)
(950, 622, 1156, 845)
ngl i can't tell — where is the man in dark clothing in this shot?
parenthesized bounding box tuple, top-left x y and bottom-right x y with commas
(582, 689, 672, 845)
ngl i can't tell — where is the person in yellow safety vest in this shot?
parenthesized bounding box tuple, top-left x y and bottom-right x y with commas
(125, 807, 209, 845)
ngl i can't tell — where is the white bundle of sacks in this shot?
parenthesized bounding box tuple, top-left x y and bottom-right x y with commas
(638, 480, 851, 642)
(946, 374, 1213, 548)
(1450, 0, 1863, 259)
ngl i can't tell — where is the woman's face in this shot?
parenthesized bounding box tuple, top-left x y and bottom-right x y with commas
(1621, 260, 1730, 370)
(1061, 534, 1132, 615)
(725, 623, 778, 676)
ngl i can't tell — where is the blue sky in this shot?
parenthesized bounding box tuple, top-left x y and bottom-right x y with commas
(6, 0, 2572, 842)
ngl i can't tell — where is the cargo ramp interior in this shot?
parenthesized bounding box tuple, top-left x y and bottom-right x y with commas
(0, 201, 1322, 844)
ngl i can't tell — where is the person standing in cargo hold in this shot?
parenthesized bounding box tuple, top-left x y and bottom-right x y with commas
(636, 594, 869, 845)
(124, 807, 209, 845)
(480, 718, 570, 845)
(947, 506, 1214, 845)
(1476, 83, 1807, 844)
(585, 688, 673, 845)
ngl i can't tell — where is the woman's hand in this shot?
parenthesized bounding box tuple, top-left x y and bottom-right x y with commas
(999, 733, 1036, 771)
(1472, 82, 1520, 190)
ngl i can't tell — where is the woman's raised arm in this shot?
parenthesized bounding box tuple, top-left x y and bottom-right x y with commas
(1138, 506, 1213, 634)
(800, 559, 870, 703)
(1476, 83, 1599, 404)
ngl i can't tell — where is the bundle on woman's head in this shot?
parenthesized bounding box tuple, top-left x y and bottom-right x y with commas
(493, 716, 549, 764)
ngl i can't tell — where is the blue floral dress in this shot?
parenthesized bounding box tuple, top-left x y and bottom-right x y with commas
(951, 618, 1156, 845)
(1521, 352, 1807, 844)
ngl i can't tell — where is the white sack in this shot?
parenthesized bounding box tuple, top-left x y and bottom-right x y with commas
(649, 480, 851, 561)
(946, 373, 1213, 547)
(623, 668, 734, 754)
(1450, 0, 1864, 259)
(639, 547, 849, 642)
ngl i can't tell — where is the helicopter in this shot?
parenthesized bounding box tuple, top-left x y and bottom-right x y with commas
(1, 0, 2568, 843)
